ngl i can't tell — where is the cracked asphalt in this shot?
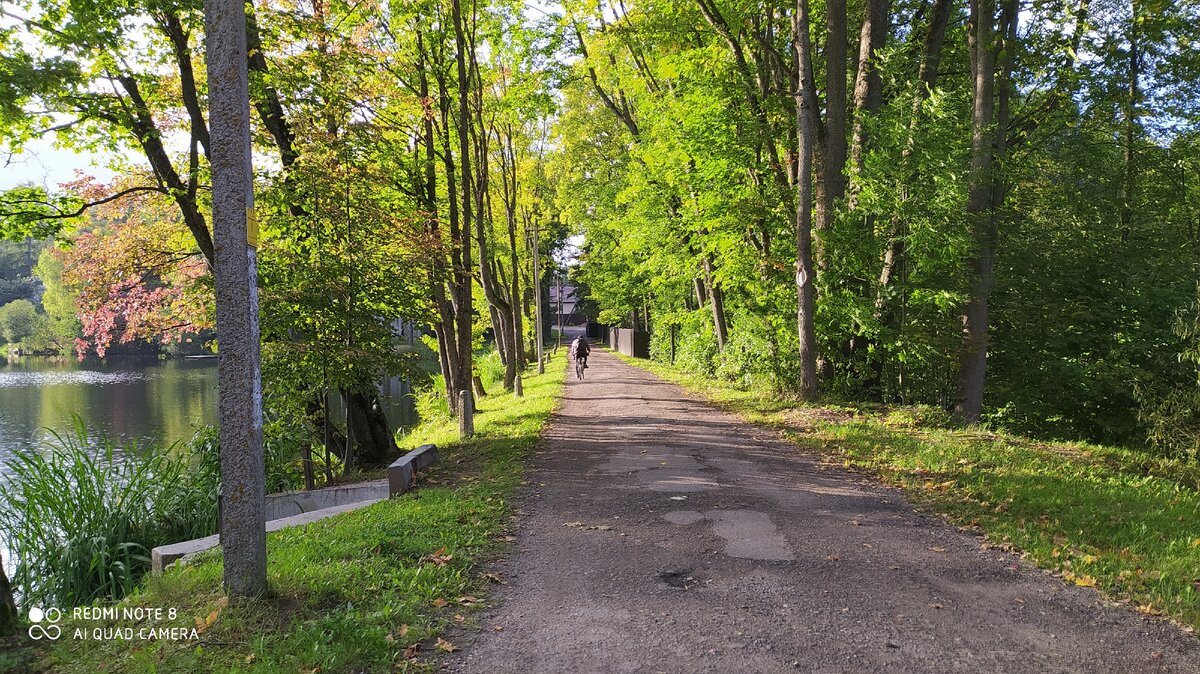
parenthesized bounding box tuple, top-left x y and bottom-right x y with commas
(445, 349, 1200, 673)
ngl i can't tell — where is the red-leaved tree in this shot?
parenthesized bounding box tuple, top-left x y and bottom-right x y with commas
(57, 178, 212, 358)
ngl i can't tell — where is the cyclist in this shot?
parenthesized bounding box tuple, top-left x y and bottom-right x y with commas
(569, 335, 591, 374)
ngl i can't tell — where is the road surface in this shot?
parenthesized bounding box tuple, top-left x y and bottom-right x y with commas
(447, 350, 1199, 673)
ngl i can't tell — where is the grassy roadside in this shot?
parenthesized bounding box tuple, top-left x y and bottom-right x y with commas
(612, 351, 1200, 634)
(23, 354, 565, 674)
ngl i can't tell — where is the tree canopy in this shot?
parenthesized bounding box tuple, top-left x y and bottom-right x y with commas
(1, 0, 1197, 456)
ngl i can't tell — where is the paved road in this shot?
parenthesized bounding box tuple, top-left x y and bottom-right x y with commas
(447, 350, 1200, 673)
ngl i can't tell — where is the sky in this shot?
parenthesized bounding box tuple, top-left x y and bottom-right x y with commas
(0, 136, 117, 191)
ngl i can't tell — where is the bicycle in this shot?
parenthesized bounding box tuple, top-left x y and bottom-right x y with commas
(575, 356, 587, 380)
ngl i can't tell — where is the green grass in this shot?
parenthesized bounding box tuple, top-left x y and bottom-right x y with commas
(614, 351, 1200, 635)
(26, 354, 566, 674)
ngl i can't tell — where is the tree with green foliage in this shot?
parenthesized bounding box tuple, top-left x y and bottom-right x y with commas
(558, 0, 1200, 453)
(0, 298, 38, 344)
(31, 246, 80, 352)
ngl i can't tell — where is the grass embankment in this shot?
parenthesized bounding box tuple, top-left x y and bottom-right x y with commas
(614, 352, 1200, 634)
(32, 355, 565, 674)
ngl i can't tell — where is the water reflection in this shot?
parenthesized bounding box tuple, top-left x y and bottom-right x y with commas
(0, 357, 219, 463)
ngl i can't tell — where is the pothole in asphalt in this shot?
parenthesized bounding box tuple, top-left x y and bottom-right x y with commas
(662, 509, 795, 561)
(658, 569, 695, 589)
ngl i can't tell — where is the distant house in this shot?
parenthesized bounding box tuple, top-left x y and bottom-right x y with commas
(549, 285, 586, 327)
(390, 317, 420, 348)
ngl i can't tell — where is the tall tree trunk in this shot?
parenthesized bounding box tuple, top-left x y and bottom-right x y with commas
(417, 31, 462, 413)
(702, 256, 729, 351)
(848, 0, 889, 196)
(878, 0, 951, 290)
(0, 555, 16, 637)
(955, 0, 1004, 422)
(1121, 0, 1139, 233)
(451, 0, 477, 407)
(433, 20, 474, 414)
(870, 0, 951, 396)
(845, 0, 890, 388)
(813, 0, 848, 271)
(794, 0, 820, 400)
(504, 134, 526, 368)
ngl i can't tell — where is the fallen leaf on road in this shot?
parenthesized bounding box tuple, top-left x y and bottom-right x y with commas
(493, 625, 504, 631)
(454, 613, 466, 624)
(1137, 604, 1161, 615)
(432, 598, 448, 608)
(928, 603, 943, 610)
(1014, 597, 1025, 605)
(928, 547, 946, 553)
(826, 555, 840, 561)
(483, 572, 505, 584)
(886, 641, 900, 649)
(436, 638, 458, 653)
(563, 521, 584, 528)
(849, 519, 861, 526)
(403, 644, 419, 659)
(457, 595, 482, 605)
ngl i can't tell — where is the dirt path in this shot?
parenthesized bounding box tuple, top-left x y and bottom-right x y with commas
(447, 350, 1200, 673)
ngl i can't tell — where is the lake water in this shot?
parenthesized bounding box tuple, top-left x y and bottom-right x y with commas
(0, 356, 418, 472)
(0, 357, 220, 469)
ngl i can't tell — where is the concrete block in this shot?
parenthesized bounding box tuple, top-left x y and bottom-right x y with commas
(387, 444, 439, 496)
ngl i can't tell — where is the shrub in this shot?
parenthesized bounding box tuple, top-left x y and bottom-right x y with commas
(475, 348, 506, 390)
(1139, 387, 1200, 463)
(413, 373, 451, 425)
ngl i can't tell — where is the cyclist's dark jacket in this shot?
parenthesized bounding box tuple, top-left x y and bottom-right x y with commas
(570, 337, 590, 360)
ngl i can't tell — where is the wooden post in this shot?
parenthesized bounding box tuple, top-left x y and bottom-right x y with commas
(459, 390, 474, 439)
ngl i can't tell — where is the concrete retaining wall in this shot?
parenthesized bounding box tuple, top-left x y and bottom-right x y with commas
(264, 481, 388, 520)
(152, 444, 440, 575)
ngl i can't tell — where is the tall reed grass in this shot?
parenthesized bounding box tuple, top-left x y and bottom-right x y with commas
(0, 418, 218, 608)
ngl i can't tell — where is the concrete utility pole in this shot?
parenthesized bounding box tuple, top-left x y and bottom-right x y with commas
(531, 221, 544, 374)
(556, 271, 564, 352)
(206, 0, 266, 598)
